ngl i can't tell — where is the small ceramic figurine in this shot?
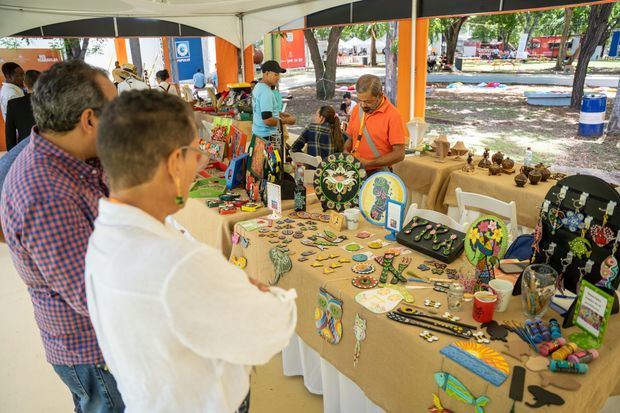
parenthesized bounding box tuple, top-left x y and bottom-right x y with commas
(528, 168, 542, 185)
(491, 151, 504, 166)
(462, 153, 476, 173)
(477, 148, 492, 169)
(521, 165, 533, 178)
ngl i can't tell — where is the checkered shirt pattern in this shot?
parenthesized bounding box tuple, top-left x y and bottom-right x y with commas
(291, 123, 338, 159)
(0, 130, 108, 365)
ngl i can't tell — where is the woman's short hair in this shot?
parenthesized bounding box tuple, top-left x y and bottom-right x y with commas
(97, 90, 195, 190)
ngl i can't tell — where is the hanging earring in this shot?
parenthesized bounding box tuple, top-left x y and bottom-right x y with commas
(175, 177, 185, 206)
(590, 201, 617, 247)
(556, 252, 573, 294)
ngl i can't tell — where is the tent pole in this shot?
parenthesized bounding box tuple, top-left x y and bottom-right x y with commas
(409, 0, 417, 121)
(239, 14, 246, 82)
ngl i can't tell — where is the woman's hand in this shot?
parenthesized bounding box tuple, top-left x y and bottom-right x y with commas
(248, 277, 270, 292)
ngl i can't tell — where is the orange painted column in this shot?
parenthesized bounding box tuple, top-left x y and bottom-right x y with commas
(161, 36, 172, 76)
(414, 19, 429, 119)
(215, 37, 239, 92)
(244, 46, 255, 82)
(396, 19, 412, 123)
(113, 38, 128, 64)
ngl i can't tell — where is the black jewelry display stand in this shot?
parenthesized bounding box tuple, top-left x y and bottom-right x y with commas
(396, 216, 466, 264)
(526, 175, 620, 328)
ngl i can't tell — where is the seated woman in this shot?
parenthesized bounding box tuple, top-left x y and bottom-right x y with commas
(86, 90, 297, 413)
(291, 105, 345, 160)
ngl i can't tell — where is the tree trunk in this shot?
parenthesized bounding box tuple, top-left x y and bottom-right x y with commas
(525, 15, 539, 47)
(64, 38, 89, 60)
(571, 4, 614, 108)
(444, 17, 468, 66)
(304, 27, 343, 100)
(608, 76, 620, 135)
(555, 8, 573, 71)
(566, 42, 581, 66)
(385, 21, 398, 105)
(370, 25, 377, 67)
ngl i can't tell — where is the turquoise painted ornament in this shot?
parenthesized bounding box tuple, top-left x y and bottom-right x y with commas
(434, 371, 490, 413)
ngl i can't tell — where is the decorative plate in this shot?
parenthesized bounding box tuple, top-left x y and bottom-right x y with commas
(358, 171, 408, 226)
(314, 153, 366, 212)
(464, 215, 509, 266)
(352, 262, 375, 274)
(352, 275, 379, 289)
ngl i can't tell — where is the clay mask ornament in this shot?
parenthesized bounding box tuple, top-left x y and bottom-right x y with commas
(315, 288, 343, 344)
(269, 247, 292, 285)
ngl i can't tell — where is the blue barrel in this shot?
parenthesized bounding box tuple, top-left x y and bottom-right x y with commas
(578, 94, 607, 137)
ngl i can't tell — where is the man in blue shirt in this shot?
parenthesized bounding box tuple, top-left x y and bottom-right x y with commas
(252, 61, 295, 139)
(193, 68, 206, 89)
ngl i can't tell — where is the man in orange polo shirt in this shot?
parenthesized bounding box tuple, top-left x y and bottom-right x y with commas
(345, 74, 405, 173)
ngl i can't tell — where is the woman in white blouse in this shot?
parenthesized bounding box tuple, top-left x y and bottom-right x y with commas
(155, 69, 179, 96)
(85, 89, 297, 413)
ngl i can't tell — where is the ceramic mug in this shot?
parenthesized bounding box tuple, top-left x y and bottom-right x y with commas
(344, 208, 361, 230)
(472, 291, 497, 323)
(488, 279, 515, 313)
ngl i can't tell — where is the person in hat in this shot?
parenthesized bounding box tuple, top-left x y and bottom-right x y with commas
(117, 63, 149, 94)
(251, 60, 295, 139)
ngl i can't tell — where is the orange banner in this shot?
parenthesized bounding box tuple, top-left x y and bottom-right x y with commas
(279, 30, 306, 69)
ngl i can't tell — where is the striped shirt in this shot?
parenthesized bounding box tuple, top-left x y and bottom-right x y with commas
(0, 130, 108, 365)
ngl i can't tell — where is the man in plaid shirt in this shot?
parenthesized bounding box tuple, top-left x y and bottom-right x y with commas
(0, 61, 123, 412)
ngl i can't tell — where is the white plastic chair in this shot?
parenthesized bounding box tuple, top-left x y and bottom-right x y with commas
(290, 152, 322, 185)
(455, 187, 519, 242)
(404, 203, 468, 232)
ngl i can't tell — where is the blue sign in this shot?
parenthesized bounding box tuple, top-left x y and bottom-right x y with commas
(609, 30, 620, 58)
(174, 37, 204, 81)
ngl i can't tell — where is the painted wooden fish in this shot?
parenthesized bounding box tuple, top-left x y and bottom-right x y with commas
(434, 371, 490, 413)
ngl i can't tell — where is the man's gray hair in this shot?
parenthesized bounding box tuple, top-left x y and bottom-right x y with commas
(356, 74, 383, 96)
(32, 60, 107, 133)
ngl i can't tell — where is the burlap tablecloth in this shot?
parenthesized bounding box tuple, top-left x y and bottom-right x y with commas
(393, 154, 467, 210)
(173, 191, 317, 258)
(230, 203, 620, 413)
(441, 166, 554, 228)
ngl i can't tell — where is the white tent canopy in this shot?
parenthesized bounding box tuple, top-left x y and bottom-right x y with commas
(0, 0, 358, 49)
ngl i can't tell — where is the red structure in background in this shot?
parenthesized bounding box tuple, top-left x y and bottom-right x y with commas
(279, 30, 306, 69)
(528, 35, 577, 58)
(463, 40, 507, 59)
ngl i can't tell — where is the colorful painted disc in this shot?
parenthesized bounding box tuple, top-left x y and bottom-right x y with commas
(313, 153, 366, 212)
(352, 275, 379, 289)
(464, 215, 509, 266)
(352, 263, 375, 274)
(352, 254, 368, 262)
(346, 243, 362, 251)
(358, 171, 408, 226)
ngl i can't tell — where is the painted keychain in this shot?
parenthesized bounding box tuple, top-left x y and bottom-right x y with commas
(547, 187, 568, 235)
(597, 231, 619, 290)
(590, 201, 617, 247)
(562, 193, 588, 232)
(568, 216, 593, 260)
(353, 313, 366, 366)
(532, 201, 550, 258)
(403, 216, 429, 235)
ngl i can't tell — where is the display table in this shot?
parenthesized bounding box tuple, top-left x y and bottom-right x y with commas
(392, 154, 467, 210)
(173, 191, 317, 258)
(230, 203, 620, 413)
(441, 165, 554, 229)
(193, 111, 253, 139)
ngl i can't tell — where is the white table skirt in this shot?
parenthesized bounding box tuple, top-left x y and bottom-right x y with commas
(282, 335, 385, 413)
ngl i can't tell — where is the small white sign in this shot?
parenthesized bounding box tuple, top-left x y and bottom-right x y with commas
(267, 182, 282, 218)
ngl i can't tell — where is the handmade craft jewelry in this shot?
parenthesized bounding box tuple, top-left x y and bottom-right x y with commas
(568, 216, 593, 259)
(597, 232, 619, 289)
(414, 224, 434, 242)
(556, 252, 573, 293)
(403, 216, 429, 235)
(543, 242, 556, 264)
